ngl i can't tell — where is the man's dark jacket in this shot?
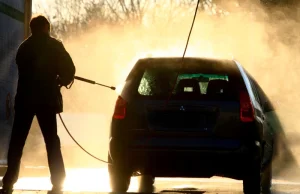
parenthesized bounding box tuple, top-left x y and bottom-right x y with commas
(15, 34, 75, 112)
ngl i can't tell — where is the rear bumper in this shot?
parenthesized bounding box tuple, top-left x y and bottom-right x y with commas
(109, 137, 262, 179)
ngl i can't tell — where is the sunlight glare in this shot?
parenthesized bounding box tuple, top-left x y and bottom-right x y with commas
(8, 168, 139, 192)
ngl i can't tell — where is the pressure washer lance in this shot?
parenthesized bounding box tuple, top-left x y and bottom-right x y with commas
(74, 76, 116, 90)
(58, 75, 116, 165)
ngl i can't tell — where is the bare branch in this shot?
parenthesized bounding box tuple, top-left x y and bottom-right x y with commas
(105, 0, 123, 21)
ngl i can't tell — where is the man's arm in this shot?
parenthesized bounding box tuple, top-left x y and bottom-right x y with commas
(56, 41, 76, 86)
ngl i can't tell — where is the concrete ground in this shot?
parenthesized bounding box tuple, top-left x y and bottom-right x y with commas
(1, 167, 300, 194)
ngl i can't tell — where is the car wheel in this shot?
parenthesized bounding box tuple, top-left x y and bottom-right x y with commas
(138, 175, 155, 192)
(261, 162, 272, 194)
(108, 154, 131, 192)
(140, 175, 155, 185)
(243, 160, 261, 194)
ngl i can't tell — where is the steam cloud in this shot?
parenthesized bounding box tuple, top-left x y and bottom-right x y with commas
(21, 0, 300, 181)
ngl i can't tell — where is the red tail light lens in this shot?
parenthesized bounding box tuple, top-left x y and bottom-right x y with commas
(239, 91, 254, 122)
(113, 96, 127, 119)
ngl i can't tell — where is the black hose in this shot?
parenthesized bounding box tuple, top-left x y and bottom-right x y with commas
(58, 113, 112, 165)
(165, 0, 201, 106)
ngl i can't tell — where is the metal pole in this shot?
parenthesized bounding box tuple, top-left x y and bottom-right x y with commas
(24, 0, 32, 39)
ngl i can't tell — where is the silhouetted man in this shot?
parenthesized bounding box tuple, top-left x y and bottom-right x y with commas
(0, 15, 75, 194)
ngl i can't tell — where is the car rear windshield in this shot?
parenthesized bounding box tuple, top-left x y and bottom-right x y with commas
(131, 58, 242, 101)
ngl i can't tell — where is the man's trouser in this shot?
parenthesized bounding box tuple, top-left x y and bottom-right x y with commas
(2, 107, 66, 189)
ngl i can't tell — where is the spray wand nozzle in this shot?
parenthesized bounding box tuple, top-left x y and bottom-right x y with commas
(74, 76, 116, 90)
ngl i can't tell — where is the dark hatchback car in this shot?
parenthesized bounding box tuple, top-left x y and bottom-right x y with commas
(108, 57, 274, 194)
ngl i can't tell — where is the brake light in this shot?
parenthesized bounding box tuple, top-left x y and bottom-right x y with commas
(239, 91, 254, 122)
(113, 96, 127, 119)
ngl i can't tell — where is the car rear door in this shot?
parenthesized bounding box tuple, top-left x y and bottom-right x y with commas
(121, 58, 261, 150)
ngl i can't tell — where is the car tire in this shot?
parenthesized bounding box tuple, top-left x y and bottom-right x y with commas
(108, 155, 131, 192)
(261, 162, 272, 194)
(140, 175, 155, 186)
(138, 175, 155, 192)
(243, 160, 261, 194)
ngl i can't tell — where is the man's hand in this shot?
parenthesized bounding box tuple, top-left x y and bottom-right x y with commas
(56, 76, 74, 89)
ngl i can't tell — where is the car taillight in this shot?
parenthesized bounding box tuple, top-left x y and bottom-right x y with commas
(239, 91, 254, 122)
(113, 96, 127, 119)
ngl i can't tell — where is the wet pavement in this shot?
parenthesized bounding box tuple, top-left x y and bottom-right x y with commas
(2, 168, 300, 194)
